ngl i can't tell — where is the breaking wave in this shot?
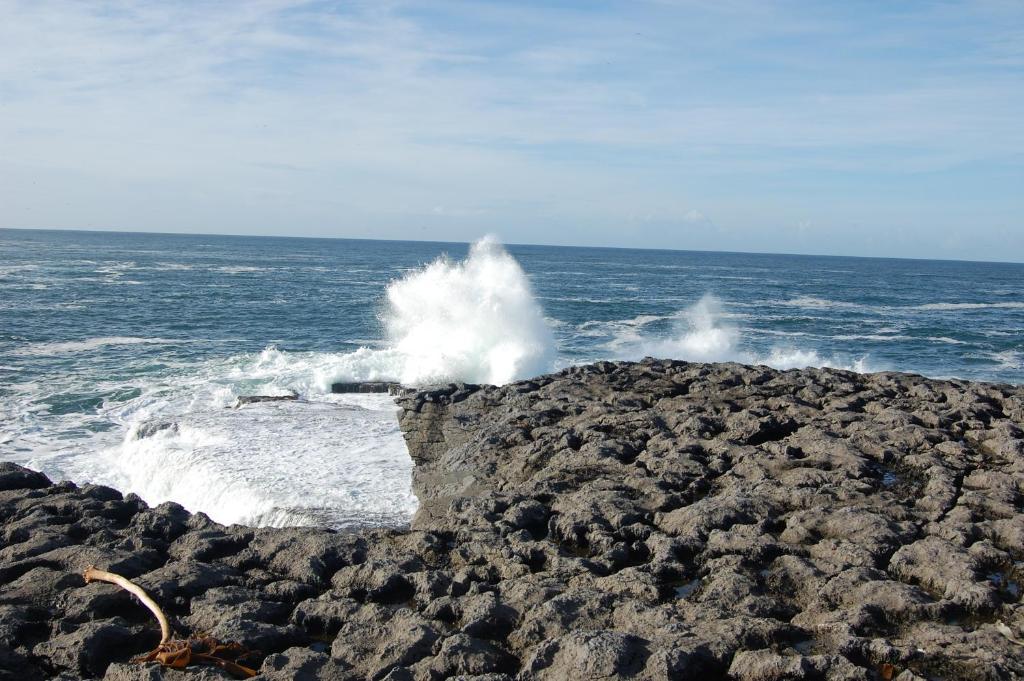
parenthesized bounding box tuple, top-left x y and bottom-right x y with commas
(382, 236, 554, 385)
(12, 234, 1019, 530)
(612, 295, 873, 372)
(4, 237, 554, 526)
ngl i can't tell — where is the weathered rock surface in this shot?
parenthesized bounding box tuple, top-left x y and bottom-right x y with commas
(235, 394, 300, 407)
(331, 382, 403, 395)
(2, 359, 1023, 679)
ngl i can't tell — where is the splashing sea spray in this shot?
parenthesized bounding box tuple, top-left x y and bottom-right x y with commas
(383, 236, 554, 385)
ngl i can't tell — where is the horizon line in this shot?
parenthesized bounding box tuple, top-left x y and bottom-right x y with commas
(1, 225, 1021, 267)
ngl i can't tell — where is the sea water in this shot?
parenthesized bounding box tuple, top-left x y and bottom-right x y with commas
(1, 229, 1022, 527)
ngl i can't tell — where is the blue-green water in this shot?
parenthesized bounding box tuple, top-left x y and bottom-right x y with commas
(1, 229, 1022, 527)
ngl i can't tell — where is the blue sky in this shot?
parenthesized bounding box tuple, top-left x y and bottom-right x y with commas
(1, 0, 1021, 261)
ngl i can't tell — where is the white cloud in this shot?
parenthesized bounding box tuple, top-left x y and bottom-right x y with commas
(0, 0, 1021, 259)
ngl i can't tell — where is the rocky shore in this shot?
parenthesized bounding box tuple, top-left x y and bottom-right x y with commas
(2, 359, 1023, 680)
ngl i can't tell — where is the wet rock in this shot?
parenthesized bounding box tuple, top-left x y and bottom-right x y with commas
(331, 382, 401, 394)
(132, 420, 178, 440)
(235, 393, 299, 407)
(0, 463, 50, 491)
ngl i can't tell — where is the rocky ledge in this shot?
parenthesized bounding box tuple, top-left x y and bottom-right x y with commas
(2, 359, 1024, 680)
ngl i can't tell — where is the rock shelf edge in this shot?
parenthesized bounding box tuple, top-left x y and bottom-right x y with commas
(1, 358, 1023, 680)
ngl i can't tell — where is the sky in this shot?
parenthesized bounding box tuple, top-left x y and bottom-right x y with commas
(0, 1, 1022, 261)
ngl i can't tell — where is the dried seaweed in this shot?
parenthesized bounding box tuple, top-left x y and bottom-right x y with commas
(133, 636, 259, 678)
(82, 565, 259, 678)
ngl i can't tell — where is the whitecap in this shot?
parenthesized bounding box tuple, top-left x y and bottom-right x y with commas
(612, 295, 874, 373)
(830, 334, 912, 342)
(989, 350, 1023, 370)
(13, 337, 180, 357)
(780, 296, 869, 310)
(214, 266, 272, 274)
(924, 336, 968, 345)
(913, 302, 1024, 311)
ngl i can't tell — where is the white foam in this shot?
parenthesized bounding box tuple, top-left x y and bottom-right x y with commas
(214, 266, 273, 274)
(152, 262, 195, 271)
(781, 296, 867, 310)
(751, 329, 810, 337)
(913, 302, 1024, 311)
(989, 350, 1023, 370)
(624, 296, 742, 363)
(0, 237, 559, 527)
(831, 334, 912, 342)
(614, 295, 872, 372)
(925, 336, 968, 345)
(0, 345, 421, 528)
(382, 236, 554, 385)
(102, 399, 416, 527)
(14, 337, 179, 356)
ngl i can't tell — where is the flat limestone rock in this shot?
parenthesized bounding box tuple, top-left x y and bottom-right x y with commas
(3, 359, 1023, 679)
(330, 381, 402, 394)
(233, 393, 299, 407)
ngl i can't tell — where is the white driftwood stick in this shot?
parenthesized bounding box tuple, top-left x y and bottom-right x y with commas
(83, 565, 172, 644)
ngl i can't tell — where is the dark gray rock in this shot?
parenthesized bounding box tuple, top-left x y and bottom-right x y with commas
(393, 359, 1024, 679)
(235, 393, 299, 407)
(331, 382, 400, 394)
(33, 619, 140, 677)
(128, 502, 190, 543)
(207, 618, 306, 654)
(521, 630, 648, 679)
(0, 463, 50, 491)
(168, 527, 253, 563)
(4, 359, 1024, 679)
(103, 664, 232, 680)
(290, 595, 361, 635)
(134, 560, 240, 602)
(0, 603, 47, 648)
(101, 663, 164, 681)
(419, 634, 518, 678)
(246, 528, 366, 586)
(260, 647, 354, 680)
(0, 642, 46, 681)
(132, 420, 178, 440)
(186, 586, 291, 631)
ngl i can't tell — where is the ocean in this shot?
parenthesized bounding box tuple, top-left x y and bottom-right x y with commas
(2, 228, 1022, 528)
